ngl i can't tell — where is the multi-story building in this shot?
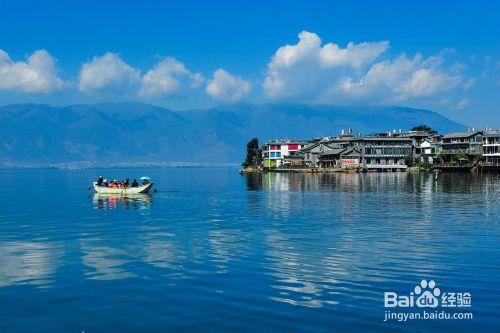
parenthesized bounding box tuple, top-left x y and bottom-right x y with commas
(438, 130, 483, 163)
(414, 138, 436, 164)
(260, 128, 499, 171)
(355, 134, 412, 170)
(262, 140, 307, 168)
(482, 130, 500, 166)
(319, 146, 362, 168)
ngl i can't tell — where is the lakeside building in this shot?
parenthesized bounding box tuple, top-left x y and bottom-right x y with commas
(414, 138, 434, 164)
(260, 127, 499, 171)
(438, 129, 483, 163)
(319, 146, 362, 168)
(355, 134, 412, 171)
(282, 140, 343, 167)
(262, 140, 307, 168)
(483, 130, 500, 166)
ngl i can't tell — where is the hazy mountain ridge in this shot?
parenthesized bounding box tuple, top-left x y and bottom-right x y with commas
(0, 102, 466, 165)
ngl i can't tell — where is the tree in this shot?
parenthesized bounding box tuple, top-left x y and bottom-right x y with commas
(404, 154, 415, 167)
(434, 153, 443, 165)
(452, 152, 468, 165)
(410, 125, 438, 135)
(242, 138, 261, 167)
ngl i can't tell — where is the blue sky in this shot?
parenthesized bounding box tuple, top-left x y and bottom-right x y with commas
(0, 0, 498, 127)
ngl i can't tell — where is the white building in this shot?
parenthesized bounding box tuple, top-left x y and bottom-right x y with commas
(483, 130, 500, 166)
(262, 140, 307, 168)
(417, 139, 435, 164)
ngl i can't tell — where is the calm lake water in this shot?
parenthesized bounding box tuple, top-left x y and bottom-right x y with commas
(0, 168, 498, 332)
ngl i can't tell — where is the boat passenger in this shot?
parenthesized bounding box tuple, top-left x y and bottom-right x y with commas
(124, 179, 130, 188)
(97, 176, 104, 186)
(132, 179, 138, 187)
(142, 179, 150, 185)
(102, 179, 109, 187)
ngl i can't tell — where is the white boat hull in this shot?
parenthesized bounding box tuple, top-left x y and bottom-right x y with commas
(93, 182, 153, 194)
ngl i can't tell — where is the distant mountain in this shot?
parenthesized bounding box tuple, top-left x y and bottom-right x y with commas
(0, 102, 466, 165)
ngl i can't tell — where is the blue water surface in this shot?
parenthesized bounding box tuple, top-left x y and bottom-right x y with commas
(0, 168, 498, 332)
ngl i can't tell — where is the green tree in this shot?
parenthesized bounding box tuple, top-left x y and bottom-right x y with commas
(452, 152, 468, 165)
(404, 154, 414, 167)
(410, 125, 438, 135)
(434, 153, 443, 165)
(242, 138, 261, 167)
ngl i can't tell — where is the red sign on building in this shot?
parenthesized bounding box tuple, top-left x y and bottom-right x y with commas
(341, 158, 359, 167)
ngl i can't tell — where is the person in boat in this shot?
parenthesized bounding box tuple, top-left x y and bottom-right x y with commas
(124, 179, 130, 188)
(142, 179, 150, 185)
(132, 179, 138, 187)
(102, 179, 109, 187)
(97, 176, 104, 186)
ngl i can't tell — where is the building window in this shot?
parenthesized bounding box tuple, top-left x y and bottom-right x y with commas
(270, 152, 276, 158)
(276, 152, 281, 158)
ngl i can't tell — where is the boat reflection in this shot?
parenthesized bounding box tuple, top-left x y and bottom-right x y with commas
(92, 193, 153, 210)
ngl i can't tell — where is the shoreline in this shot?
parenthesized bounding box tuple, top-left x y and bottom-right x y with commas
(240, 166, 500, 173)
(0, 162, 239, 170)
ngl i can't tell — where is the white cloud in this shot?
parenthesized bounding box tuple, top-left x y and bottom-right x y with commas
(264, 31, 389, 99)
(0, 49, 64, 93)
(206, 68, 251, 102)
(138, 57, 204, 99)
(78, 52, 141, 97)
(79, 53, 203, 99)
(320, 40, 389, 69)
(264, 31, 469, 108)
(336, 53, 464, 102)
(268, 31, 388, 70)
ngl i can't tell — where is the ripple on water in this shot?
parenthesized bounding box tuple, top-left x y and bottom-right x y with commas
(0, 169, 498, 332)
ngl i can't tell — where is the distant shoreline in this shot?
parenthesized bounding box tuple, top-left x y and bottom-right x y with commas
(0, 162, 239, 170)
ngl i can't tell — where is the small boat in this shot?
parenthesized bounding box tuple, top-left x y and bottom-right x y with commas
(92, 182, 153, 194)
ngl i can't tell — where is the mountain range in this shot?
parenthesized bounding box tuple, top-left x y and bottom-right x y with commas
(0, 102, 466, 166)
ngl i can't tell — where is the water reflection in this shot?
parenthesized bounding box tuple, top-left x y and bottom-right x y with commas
(245, 173, 263, 191)
(245, 171, 499, 194)
(141, 232, 186, 272)
(207, 229, 251, 274)
(0, 241, 63, 288)
(264, 231, 341, 308)
(244, 172, 499, 309)
(92, 193, 152, 210)
(80, 239, 137, 281)
(0, 169, 497, 332)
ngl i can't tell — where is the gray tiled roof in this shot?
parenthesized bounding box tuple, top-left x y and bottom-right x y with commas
(442, 131, 482, 139)
(483, 130, 500, 137)
(341, 147, 361, 157)
(361, 136, 412, 141)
